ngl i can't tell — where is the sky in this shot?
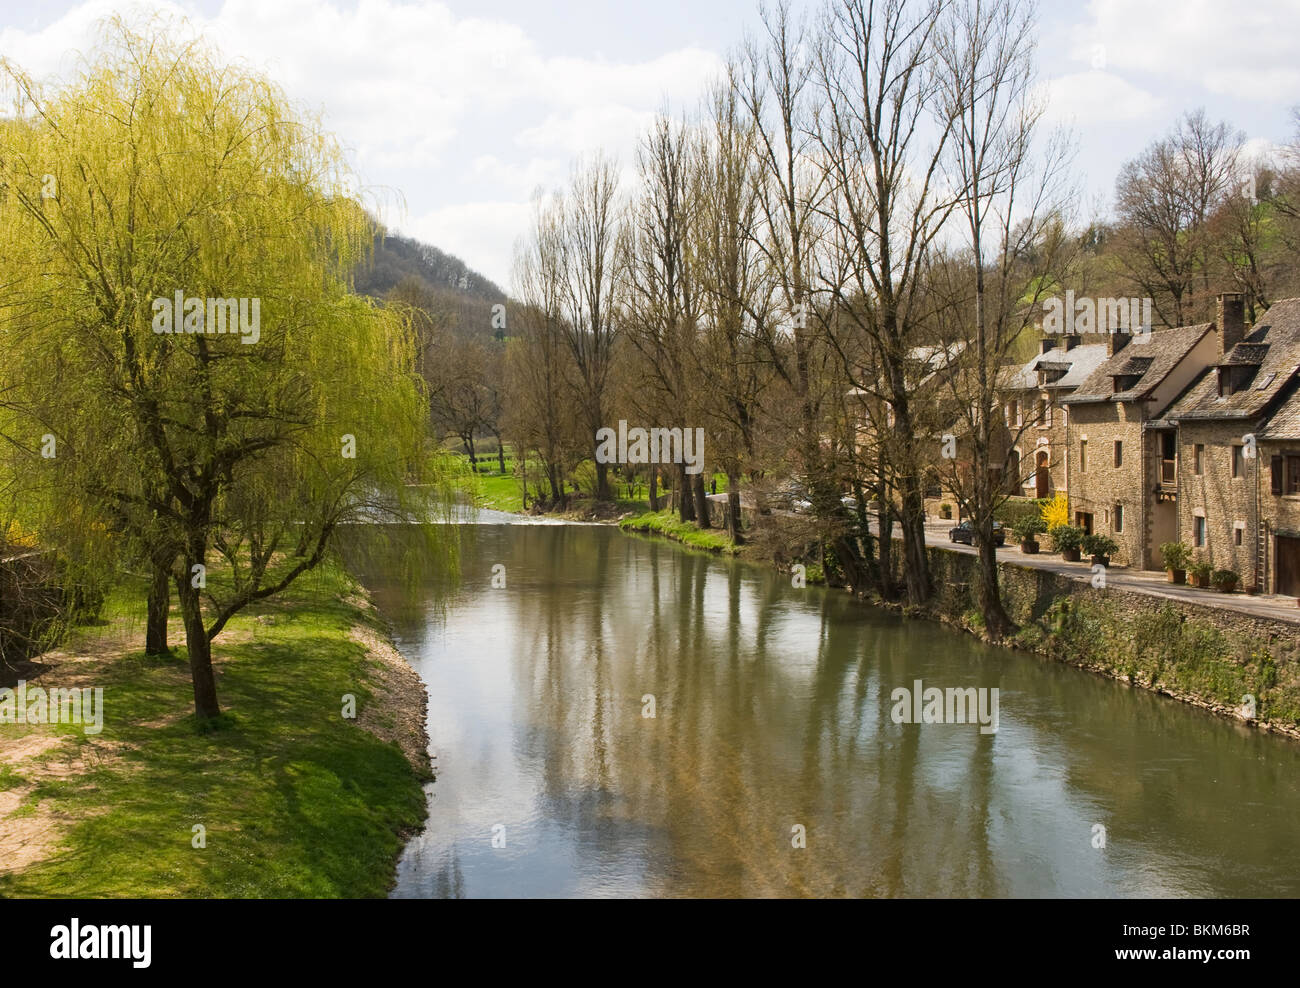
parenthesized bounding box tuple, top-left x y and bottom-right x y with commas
(1, 0, 1297, 290)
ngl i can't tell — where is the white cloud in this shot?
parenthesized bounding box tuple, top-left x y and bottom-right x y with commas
(0, 0, 725, 287)
(1039, 70, 1162, 125)
(1062, 0, 1300, 102)
(402, 200, 534, 293)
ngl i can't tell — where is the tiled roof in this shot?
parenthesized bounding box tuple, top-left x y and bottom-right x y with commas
(1165, 298, 1300, 423)
(1062, 324, 1213, 404)
(1222, 343, 1269, 366)
(1260, 376, 1300, 441)
(1006, 342, 1110, 392)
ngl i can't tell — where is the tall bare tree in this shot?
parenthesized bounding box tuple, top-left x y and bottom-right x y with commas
(813, 0, 960, 606)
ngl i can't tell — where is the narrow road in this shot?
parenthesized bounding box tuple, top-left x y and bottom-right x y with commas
(909, 514, 1300, 624)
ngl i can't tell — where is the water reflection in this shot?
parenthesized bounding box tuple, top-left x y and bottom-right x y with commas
(344, 525, 1300, 898)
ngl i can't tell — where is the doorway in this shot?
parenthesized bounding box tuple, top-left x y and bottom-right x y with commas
(1035, 450, 1050, 499)
(1277, 536, 1300, 597)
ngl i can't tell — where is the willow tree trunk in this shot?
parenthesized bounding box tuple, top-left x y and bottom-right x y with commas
(649, 468, 660, 511)
(176, 544, 220, 720)
(145, 556, 171, 655)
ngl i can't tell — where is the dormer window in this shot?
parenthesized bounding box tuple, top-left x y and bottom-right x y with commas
(1218, 365, 1257, 396)
(1113, 374, 1142, 393)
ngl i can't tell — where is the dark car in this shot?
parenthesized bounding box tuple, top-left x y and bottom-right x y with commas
(948, 520, 1006, 547)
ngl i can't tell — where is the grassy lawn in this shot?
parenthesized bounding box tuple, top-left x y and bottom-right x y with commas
(619, 509, 741, 554)
(0, 560, 428, 898)
(469, 469, 526, 513)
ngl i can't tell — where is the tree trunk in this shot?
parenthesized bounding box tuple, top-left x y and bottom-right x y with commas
(649, 467, 660, 511)
(176, 555, 220, 720)
(145, 556, 171, 655)
(898, 474, 931, 605)
(497, 441, 506, 473)
(595, 459, 611, 501)
(677, 463, 696, 522)
(692, 473, 712, 529)
(976, 535, 1014, 640)
(726, 473, 743, 543)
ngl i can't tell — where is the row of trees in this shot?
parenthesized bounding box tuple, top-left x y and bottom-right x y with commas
(0, 16, 451, 718)
(494, 0, 1064, 634)
(488, 0, 1300, 639)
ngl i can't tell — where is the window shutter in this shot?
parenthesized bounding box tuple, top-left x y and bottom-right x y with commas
(1271, 456, 1283, 495)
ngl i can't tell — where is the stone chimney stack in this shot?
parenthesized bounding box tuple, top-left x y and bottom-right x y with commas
(1217, 292, 1245, 356)
(1109, 327, 1130, 357)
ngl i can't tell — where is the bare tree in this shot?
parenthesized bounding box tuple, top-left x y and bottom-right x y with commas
(1114, 110, 1242, 327)
(557, 155, 623, 501)
(621, 114, 708, 521)
(812, 0, 960, 606)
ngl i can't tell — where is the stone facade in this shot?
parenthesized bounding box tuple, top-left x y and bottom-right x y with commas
(1175, 419, 1260, 580)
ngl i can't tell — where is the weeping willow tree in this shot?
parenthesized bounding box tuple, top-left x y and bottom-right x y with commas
(0, 14, 455, 720)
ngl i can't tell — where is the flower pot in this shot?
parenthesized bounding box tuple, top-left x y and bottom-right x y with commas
(1021, 539, 1040, 554)
(1091, 554, 1110, 568)
(1214, 581, 1238, 594)
(1062, 548, 1081, 562)
(1166, 568, 1186, 584)
(1189, 572, 1210, 588)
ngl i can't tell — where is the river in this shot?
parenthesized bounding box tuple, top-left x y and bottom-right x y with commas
(343, 522, 1300, 898)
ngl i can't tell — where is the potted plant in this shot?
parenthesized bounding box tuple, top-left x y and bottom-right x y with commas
(939, 503, 953, 520)
(1188, 561, 1213, 588)
(1083, 533, 1118, 567)
(1211, 569, 1239, 594)
(1012, 517, 1046, 554)
(1160, 541, 1190, 584)
(1050, 524, 1085, 562)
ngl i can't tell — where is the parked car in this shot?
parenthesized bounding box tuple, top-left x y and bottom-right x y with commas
(948, 520, 1006, 547)
(768, 480, 812, 513)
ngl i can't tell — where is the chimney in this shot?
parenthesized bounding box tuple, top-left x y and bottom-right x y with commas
(1063, 334, 1080, 352)
(1040, 338, 1056, 355)
(1109, 327, 1130, 357)
(1217, 292, 1245, 356)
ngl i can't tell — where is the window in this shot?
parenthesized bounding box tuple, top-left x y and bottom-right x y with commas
(1080, 440, 1088, 473)
(1113, 440, 1123, 468)
(1235, 527, 1244, 547)
(1007, 399, 1020, 426)
(1194, 444, 1204, 475)
(1194, 516, 1206, 547)
(1273, 455, 1284, 495)
(1290, 455, 1300, 496)
(1038, 398, 1049, 425)
(1231, 445, 1243, 479)
(1113, 504, 1123, 533)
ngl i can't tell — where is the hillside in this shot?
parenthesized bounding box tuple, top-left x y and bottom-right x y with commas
(355, 231, 506, 303)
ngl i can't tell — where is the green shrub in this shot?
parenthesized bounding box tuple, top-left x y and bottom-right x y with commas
(1160, 541, 1191, 570)
(1082, 533, 1118, 557)
(1011, 516, 1046, 542)
(1049, 525, 1085, 552)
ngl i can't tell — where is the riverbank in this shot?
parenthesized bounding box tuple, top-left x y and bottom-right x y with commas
(884, 545, 1300, 741)
(0, 559, 431, 897)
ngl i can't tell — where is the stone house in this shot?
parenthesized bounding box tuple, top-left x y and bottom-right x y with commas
(1060, 318, 1219, 569)
(1258, 377, 1300, 596)
(1162, 294, 1300, 591)
(1001, 337, 1109, 499)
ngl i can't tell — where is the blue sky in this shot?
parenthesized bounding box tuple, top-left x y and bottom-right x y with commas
(2, 0, 1297, 288)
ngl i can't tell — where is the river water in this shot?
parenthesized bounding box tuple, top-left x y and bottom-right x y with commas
(345, 522, 1300, 898)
